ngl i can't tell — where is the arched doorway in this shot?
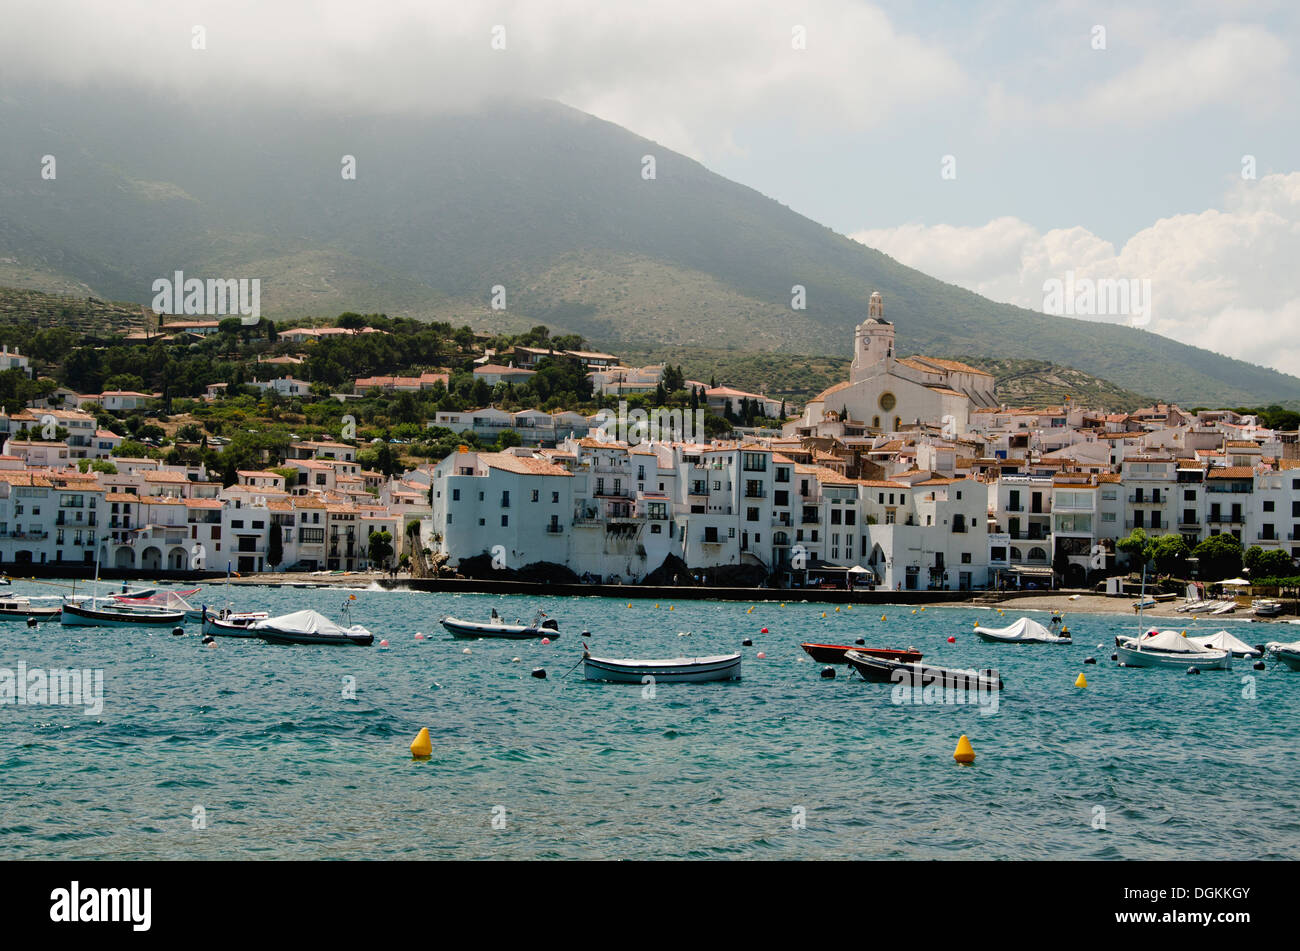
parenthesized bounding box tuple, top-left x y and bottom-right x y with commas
(141, 547, 163, 572)
(114, 546, 135, 570)
(167, 547, 188, 571)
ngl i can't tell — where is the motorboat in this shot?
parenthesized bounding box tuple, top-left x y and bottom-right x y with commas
(440, 609, 559, 640)
(1115, 629, 1232, 670)
(201, 608, 271, 637)
(582, 651, 741, 683)
(843, 650, 1003, 690)
(248, 609, 373, 646)
(800, 643, 922, 664)
(1265, 641, 1300, 671)
(974, 616, 1071, 644)
(0, 596, 62, 621)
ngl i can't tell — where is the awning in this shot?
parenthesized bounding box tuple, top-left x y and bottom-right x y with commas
(1008, 564, 1054, 576)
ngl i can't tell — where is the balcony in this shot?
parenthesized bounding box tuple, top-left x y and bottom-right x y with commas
(545, 524, 563, 534)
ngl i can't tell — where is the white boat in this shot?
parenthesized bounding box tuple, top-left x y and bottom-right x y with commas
(583, 651, 742, 683)
(1265, 641, 1300, 671)
(1116, 629, 1232, 670)
(1208, 600, 1237, 615)
(975, 616, 1071, 644)
(201, 609, 271, 637)
(0, 596, 62, 621)
(440, 609, 559, 640)
(60, 599, 186, 627)
(1187, 630, 1261, 658)
(248, 609, 373, 646)
(1252, 598, 1284, 617)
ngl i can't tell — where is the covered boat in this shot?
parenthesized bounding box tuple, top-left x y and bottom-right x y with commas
(844, 650, 1003, 690)
(974, 616, 1071, 644)
(800, 643, 922, 664)
(1115, 629, 1231, 670)
(583, 651, 741, 683)
(1186, 630, 1261, 658)
(440, 609, 558, 640)
(249, 609, 373, 646)
(1265, 641, 1300, 671)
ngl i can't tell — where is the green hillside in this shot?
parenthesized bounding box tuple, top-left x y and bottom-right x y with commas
(0, 84, 1295, 406)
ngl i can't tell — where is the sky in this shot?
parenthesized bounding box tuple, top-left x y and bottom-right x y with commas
(3, 0, 1298, 374)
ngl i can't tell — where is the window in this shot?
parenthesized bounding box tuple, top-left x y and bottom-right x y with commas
(552, 492, 559, 503)
(452, 488, 460, 501)
(742, 452, 767, 472)
(501, 515, 509, 527)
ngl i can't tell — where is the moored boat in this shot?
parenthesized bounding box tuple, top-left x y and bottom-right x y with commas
(844, 650, 1003, 690)
(440, 609, 559, 640)
(201, 608, 270, 637)
(583, 651, 741, 683)
(248, 609, 374, 646)
(800, 642, 922, 664)
(1115, 629, 1232, 670)
(1265, 641, 1300, 671)
(975, 616, 1071, 644)
(0, 596, 62, 621)
(60, 600, 186, 627)
(1252, 598, 1284, 618)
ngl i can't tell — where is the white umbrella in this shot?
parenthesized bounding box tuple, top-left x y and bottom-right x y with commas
(1220, 578, 1251, 586)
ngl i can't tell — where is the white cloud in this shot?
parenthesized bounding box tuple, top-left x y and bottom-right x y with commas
(851, 172, 1300, 376)
(0, 0, 965, 161)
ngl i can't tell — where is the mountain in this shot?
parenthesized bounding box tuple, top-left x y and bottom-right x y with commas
(1, 83, 1297, 406)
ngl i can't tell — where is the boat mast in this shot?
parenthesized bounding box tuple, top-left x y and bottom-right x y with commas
(1136, 562, 1146, 653)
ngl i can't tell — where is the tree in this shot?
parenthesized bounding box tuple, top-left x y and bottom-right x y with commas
(267, 522, 284, 568)
(1193, 534, 1244, 582)
(367, 529, 394, 568)
(1251, 547, 1295, 579)
(1149, 534, 1191, 576)
(1116, 527, 1151, 568)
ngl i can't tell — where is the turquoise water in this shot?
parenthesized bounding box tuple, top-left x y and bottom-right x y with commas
(2, 581, 1298, 860)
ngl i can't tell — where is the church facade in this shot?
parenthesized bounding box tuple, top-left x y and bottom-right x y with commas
(788, 292, 997, 436)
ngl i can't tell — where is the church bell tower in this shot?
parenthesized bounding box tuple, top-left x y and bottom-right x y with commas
(850, 291, 894, 383)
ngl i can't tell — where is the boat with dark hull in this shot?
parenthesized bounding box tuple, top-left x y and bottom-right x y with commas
(60, 600, 186, 627)
(800, 643, 922, 664)
(440, 610, 559, 640)
(844, 650, 1004, 691)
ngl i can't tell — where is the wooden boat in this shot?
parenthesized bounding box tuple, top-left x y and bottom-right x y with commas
(975, 616, 1071, 644)
(440, 610, 559, 640)
(0, 596, 62, 621)
(1115, 629, 1232, 670)
(1265, 641, 1300, 671)
(60, 600, 186, 627)
(800, 642, 922, 664)
(248, 609, 373, 646)
(583, 651, 741, 683)
(844, 650, 1003, 690)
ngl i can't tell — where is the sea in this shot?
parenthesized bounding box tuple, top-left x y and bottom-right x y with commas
(2, 580, 1298, 860)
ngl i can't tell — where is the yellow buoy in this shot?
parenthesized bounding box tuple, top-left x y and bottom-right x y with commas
(974, 621, 979, 627)
(954, 734, 975, 764)
(881, 615, 887, 621)
(669, 605, 673, 611)
(410, 727, 432, 759)
(920, 607, 926, 612)
(835, 606, 841, 613)
(1075, 672, 1088, 689)
(821, 612, 827, 618)
(846, 605, 852, 611)
(655, 603, 659, 608)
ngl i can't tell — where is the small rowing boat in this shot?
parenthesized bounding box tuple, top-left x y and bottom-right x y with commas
(800, 643, 922, 664)
(583, 651, 741, 683)
(843, 650, 1003, 690)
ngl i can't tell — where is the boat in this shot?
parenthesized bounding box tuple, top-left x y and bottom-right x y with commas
(1208, 600, 1237, 615)
(440, 609, 559, 640)
(0, 596, 62, 621)
(1186, 630, 1261, 658)
(248, 609, 373, 646)
(1252, 598, 1284, 618)
(60, 600, 186, 627)
(582, 651, 741, 683)
(843, 650, 1003, 690)
(1265, 641, 1300, 671)
(800, 643, 922, 664)
(975, 616, 1071, 644)
(112, 588, 204, 621)
(1115, 629, 1232, 670)
(201, 608, 271, 637)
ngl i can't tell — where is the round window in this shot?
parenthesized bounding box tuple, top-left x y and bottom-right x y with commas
(879, 392, 896, 412)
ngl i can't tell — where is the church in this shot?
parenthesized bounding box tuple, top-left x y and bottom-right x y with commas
(788, 292, 997, 436)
